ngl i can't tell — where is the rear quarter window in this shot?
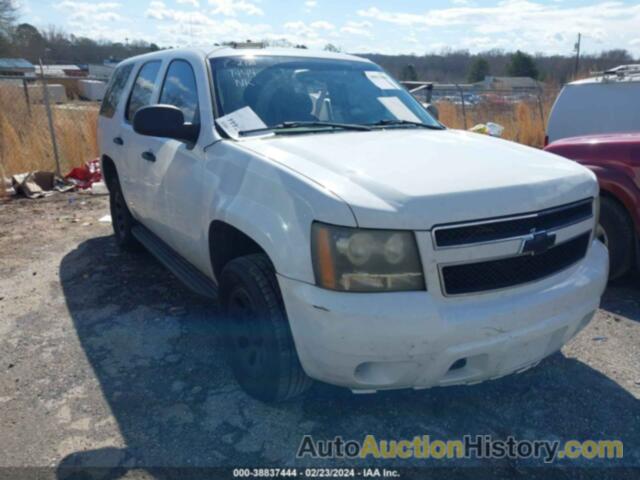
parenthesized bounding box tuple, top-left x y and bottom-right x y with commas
(549, 82, 640, 141)
(99, 64, 134, 118)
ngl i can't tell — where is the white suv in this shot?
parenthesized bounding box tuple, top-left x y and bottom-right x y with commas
(98, 46, 609, 402)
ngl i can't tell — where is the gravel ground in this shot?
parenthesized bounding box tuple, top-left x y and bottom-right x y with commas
(0, 193, 638, 479)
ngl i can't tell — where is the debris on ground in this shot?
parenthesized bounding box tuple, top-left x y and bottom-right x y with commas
(11, 171, 74, 199)
(88, 181, 108, 196)
(7, 158, 107, 200)
(98, 214, 112, 224)
(3, 177, 15, 197)
(65, 158, 102, 190)
(470, 122, 505, 137)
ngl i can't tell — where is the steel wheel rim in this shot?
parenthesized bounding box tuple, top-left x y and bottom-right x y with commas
(228, 289, 265, 376)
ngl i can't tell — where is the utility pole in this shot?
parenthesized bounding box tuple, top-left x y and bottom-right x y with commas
(39, 58, 62, 178)
(574, 33, 582, 78)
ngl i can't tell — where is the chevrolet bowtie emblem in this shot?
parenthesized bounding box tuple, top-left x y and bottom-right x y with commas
(521, 231, 556, 256)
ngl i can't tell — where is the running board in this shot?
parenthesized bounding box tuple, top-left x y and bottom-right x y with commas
(132, 225, 218, 300)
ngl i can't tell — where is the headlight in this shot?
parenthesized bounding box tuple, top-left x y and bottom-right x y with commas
(311, 222, 426, 292)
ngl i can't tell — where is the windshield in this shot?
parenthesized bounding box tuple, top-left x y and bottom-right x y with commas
(210, 55, 442, 135)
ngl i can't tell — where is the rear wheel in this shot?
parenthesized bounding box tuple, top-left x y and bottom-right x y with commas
(109, 180, 141, 252)
(220, 254, 313, 402)
(598, 196, 634, 280)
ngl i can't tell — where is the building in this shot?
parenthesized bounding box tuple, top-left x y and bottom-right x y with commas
(39, 65, 87, 78)
(475, 76, 543, 92)
(0, 58, 36, 78)
(88, 63, 116, 81)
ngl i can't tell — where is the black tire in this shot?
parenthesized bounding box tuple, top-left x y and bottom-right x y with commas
(109, 180, 141, 252)
(597, 196, 634, 280)
(220, 254, 313, 402)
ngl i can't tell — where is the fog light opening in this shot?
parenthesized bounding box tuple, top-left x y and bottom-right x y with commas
(449, 358, 467, 371)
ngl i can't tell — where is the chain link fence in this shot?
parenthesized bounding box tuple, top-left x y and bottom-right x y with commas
(403, 82, 559, 148)
(0, 75, 100, 182)
(1, 74, 560, 186)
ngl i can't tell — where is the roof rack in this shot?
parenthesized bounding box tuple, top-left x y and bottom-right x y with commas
(593, 64, 640, 80)
(228, 41, 266, 49)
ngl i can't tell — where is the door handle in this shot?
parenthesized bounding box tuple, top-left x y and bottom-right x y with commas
(113, 136, 124, 146)
(141, 151, 156, 162)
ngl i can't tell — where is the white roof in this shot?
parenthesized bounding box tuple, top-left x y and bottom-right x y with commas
(117, 46, 372, 68)
(42, 64, 81, 70)
(207, 47, 371, 63)
(569, 75, 640, 85)
(569, 64, 640, 85)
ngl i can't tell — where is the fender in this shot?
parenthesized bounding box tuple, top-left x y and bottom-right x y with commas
(201, 141, 356, 284)
(585, 164, 640, 236)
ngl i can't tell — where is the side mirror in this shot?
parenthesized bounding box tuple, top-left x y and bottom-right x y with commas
(133, 105, 199, 144)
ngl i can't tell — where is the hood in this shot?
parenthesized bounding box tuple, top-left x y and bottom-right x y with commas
(240, 129, 597, 229)
(547, 132, 640, 148)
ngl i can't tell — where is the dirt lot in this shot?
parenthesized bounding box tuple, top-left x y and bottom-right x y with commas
(0, 194, 639, 479)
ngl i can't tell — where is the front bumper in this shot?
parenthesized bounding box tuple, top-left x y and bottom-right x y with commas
(278, 240, 608, 391)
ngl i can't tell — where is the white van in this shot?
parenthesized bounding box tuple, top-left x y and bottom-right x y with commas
(547, 65, 640, 144)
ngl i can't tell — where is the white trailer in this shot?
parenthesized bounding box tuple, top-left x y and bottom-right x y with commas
(78, 79, 107, 101)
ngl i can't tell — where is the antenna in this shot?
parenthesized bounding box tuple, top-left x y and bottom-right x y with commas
(574, 33, 581, 77)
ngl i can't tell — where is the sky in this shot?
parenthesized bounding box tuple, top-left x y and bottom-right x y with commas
(14, 0, 640, 56)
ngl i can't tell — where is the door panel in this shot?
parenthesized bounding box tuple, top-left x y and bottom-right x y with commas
(143, 139, 205, 266)
(122, 60, 163, 223)
(140, 59, 206, 265)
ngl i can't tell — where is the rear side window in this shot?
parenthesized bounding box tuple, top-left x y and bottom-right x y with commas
(159, 60, 200, 124)
(126, 60, 162, 122)
(548, 83, 640, 142)
(99, 64, 133, 118)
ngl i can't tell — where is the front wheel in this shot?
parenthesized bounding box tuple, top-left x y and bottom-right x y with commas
(220, 254, 313, 402)
(598, 197, 634, 280)
(109, 181, 141, 252)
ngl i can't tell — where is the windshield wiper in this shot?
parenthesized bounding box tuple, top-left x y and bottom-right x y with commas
(367, 119, 445, 130)
(240, 121, 372, 136)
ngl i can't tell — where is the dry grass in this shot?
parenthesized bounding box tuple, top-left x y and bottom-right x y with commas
(0, 83, 98, 182)
(436, 92, 558, 148)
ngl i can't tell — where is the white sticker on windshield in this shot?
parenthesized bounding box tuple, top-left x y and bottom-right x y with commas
(365, 71, 400, 90)
(216, 106, 267, 139)
(378, 97, 421, 123)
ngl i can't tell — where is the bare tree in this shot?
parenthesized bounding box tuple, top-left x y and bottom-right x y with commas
(0, 0, 17, 35)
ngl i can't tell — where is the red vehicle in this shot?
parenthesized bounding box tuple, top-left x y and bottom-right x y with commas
(545, 133, 640, 279)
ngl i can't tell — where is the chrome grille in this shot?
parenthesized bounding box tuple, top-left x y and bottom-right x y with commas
(441, 233, 591, 295)
(434, 198, 594, 296)
(434, 199, 593, 248)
